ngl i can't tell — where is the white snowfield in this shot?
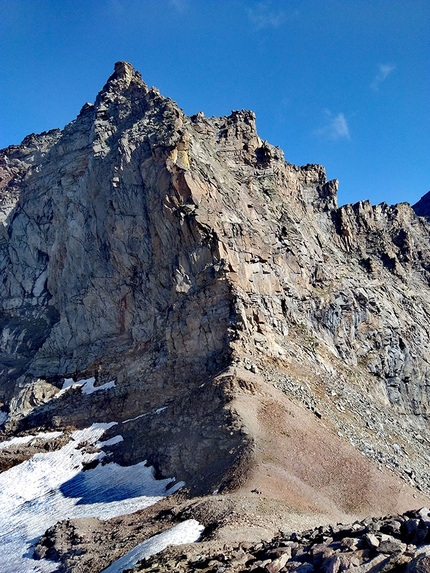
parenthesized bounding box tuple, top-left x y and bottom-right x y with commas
(101, 519, 205, 573)
(0, 423, 186, 572)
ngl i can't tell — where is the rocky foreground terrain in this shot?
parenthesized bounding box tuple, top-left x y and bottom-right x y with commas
(1, 62, 430, 571)
(137, 507, 430, 572)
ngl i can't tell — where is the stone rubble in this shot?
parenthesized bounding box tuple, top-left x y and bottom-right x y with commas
(134, 509, 430, 573)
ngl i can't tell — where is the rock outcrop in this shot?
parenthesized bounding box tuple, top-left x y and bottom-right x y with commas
(1, 62, 430, 571)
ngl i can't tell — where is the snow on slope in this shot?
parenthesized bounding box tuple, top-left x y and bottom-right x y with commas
(0, 423, 184, 572)
(0, 431, 63, 450)
(60, 376, 116, 395)
(101, 519, 204, 573)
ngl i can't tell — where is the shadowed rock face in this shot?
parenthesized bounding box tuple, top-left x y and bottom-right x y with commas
(1, 62, 430, 500)
(413, 190, 430, 218)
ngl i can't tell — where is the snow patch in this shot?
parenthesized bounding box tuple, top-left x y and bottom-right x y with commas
(100, 435, 124, 447)
(101, 519, 204, 573)
(0, 423, 184, 572)
(122, 411, 150, 424)
(82, 378, 116, 395)
(59, 376, 116, 396)
(123, 405, 168, 424)
(0, 431, 63, 450)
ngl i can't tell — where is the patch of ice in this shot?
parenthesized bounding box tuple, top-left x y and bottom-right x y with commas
(123, 406, 167, 424)
(61, 377, 80, 391)
(99, 435, 124, 447)
(101, 519, 204, 573)
(0, 422, 184, 572)
(59, 377, 116, 396)
(0, 431, 63, 451)
(81, 378, 116, 395)
(122, 411, 150, 424)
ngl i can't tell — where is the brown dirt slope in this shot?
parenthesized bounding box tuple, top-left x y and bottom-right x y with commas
(211, 366, 430, 542)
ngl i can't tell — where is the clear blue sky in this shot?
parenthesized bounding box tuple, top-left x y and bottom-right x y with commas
(1, 0, 428, 206)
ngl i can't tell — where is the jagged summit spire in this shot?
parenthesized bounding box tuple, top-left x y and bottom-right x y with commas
(113, 61, 136, 80)
(98, 61, 147, 99)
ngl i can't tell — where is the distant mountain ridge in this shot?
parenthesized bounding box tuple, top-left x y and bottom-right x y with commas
(413, 190, 430, 218)
(1, 62, 430, 571)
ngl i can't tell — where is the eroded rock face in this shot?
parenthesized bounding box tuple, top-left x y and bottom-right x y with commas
(1, 62, 430, 499)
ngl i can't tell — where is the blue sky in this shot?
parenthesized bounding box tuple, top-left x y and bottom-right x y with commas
(1, 0, 428, 206)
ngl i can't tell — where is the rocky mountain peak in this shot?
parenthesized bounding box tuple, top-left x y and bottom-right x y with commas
(1, 62, 430, 572)
(100, 60, 147, 93)
(113, 60, 139, 81)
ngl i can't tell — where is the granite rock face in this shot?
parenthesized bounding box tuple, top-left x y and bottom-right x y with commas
(1, 61, 430, 502)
